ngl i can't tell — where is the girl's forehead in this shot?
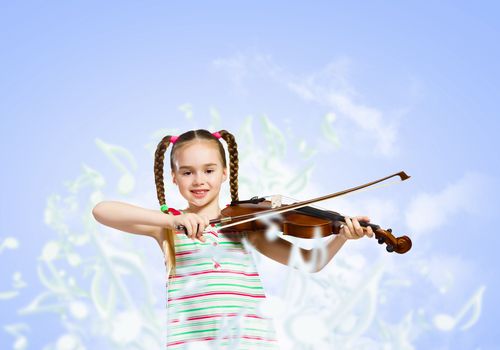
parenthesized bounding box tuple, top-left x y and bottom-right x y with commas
(174, 141, 223, 165)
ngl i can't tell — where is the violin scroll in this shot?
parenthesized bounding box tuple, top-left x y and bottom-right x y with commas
(373, 227, 412, 254)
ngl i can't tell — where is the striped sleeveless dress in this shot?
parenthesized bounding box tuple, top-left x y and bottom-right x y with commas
(164, 211, 280, 349)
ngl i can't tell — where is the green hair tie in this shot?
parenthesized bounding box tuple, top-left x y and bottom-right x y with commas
(160, 204, 169, 212)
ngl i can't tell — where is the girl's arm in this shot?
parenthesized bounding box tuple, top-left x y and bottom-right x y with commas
(92, 201, 173, 245)
(92, 201, 211, 246)
(245, 232, 348, 273)
(244, 216, 373, 273)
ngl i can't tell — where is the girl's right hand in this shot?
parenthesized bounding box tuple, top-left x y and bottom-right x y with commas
(171, 213, 210, 243)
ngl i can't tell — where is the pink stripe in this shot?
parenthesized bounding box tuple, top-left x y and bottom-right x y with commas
(241, 335, 278, 342)
(169, 313, 268, 324)
(175, 248, 247, 257)
(170, 269, 259, 279)
(169, 290, 265, 302)
(176, 231, 219, 238)
(175, 230, 242, 237)
(167, 334, 278, 347)
(175, 250, 199, 256)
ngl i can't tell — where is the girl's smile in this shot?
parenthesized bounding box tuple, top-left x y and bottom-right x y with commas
(190, 189, 209, 198)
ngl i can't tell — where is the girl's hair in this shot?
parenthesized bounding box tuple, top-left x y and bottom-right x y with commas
(153, 129, 239, 276)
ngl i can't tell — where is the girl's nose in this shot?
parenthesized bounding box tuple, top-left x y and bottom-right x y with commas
(193, 173, 206, 185)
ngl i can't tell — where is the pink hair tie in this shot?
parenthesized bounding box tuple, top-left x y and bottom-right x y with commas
(212, 132, 221, 139)
(170, 135, 179, 144)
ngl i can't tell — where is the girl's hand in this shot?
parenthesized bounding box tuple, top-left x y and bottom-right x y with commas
(171, 213, 210, 243)
(339, 216, 374, 240)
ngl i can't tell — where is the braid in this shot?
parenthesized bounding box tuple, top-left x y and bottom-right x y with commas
(154, 135, 173, 211)
(218, 130, 239, 202)
(153, 135, 176, 276)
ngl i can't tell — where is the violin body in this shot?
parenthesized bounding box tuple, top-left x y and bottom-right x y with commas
(220, 199, 341, 238)
(219, 196, 412, 254)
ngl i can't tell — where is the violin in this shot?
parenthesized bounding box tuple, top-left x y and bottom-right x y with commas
(212, 171, 412, 254)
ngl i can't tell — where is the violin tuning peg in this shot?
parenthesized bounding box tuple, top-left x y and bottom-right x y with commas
(377, 237, 385, 244)
(386, 245, 395, 253)
(387, 228, 392, 233)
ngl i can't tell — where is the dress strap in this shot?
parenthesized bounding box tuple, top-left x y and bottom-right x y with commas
(167, 207, 182, 215)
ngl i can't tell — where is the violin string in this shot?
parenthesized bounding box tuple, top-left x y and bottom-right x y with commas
(217, 179, 401, 229)
(323, 180, 399, 199)
(311, 180, 400, 217)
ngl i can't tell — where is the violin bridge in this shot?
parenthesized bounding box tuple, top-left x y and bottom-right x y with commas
(271, 195, 282, 208)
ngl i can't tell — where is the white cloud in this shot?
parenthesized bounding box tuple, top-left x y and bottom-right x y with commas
(405, 171, 492, 236)
(212, 53, 402, 157)
(212, 54, 250, 90)
(286, 59, 399, 157)
(212, 53, 282, 93)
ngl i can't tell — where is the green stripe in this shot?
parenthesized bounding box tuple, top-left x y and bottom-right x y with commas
(169, 283, 263, 293)
(169, 275, 261, 284)
(169, 319, 217, 330)
(177, 261, 248, 269)
(177, 255, 250, 262)
(170, 296, 259, 308)
(169, 318, 274, 331)
(176, 241, 243, 248)
(170, 326, 275, 338)
(177, 304, 253, 314)
(171, 327, 219, 337)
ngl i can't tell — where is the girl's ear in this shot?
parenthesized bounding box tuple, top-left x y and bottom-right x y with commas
(171, 171, 177, 185)
(222, 167, 228, 182)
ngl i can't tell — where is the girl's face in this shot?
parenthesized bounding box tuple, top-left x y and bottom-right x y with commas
(171, 140, 227, 209)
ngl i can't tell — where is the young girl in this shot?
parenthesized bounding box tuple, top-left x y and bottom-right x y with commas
(92, 129, 374, 349)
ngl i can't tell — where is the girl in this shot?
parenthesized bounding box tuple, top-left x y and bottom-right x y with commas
(92, 129, 374, 349)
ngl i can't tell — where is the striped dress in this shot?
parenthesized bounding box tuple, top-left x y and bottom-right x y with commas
(165, 212, 280, 349)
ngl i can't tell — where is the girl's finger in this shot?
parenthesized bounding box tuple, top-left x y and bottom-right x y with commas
(196, 216, 207, 242)
(345, 217, 355, 239)
(366, 226, 374, 238)
(196, 222, 206, 242)
(183, 223, 191, 239)
(341, 223, 352, 239)
(187, 220, 196, 240)
(361, 216, 373, 237)
(197, 225, 206, 242)
(352, 217, 363, 238)
(358, 215, 370, 223)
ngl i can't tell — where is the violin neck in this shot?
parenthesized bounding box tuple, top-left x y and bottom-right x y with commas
(295, 206, 380, 230)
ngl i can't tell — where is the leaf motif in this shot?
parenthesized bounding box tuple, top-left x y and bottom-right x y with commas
(208, 106, 221, 130)
(18, 290, 57, 315)
(260, 115, 286, 158)
(36, 264, 64, 293)
(285, 163, 315, 195)
(90, 267, 116, 318)
(321, 112, 340, 148)
(108, 251, 154, 304)
(94, 138, 137, 195)
(0, 290, 19, 300)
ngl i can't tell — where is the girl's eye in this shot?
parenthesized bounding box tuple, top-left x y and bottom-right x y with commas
(181, 169, 214, 176)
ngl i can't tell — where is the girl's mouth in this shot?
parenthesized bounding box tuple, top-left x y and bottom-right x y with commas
(191, 190, 208, 198)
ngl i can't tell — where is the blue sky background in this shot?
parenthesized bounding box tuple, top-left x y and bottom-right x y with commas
(1, 1, 499, 349)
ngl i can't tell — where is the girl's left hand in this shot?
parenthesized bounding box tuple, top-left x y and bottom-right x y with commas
(339, 216, 374, 240)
